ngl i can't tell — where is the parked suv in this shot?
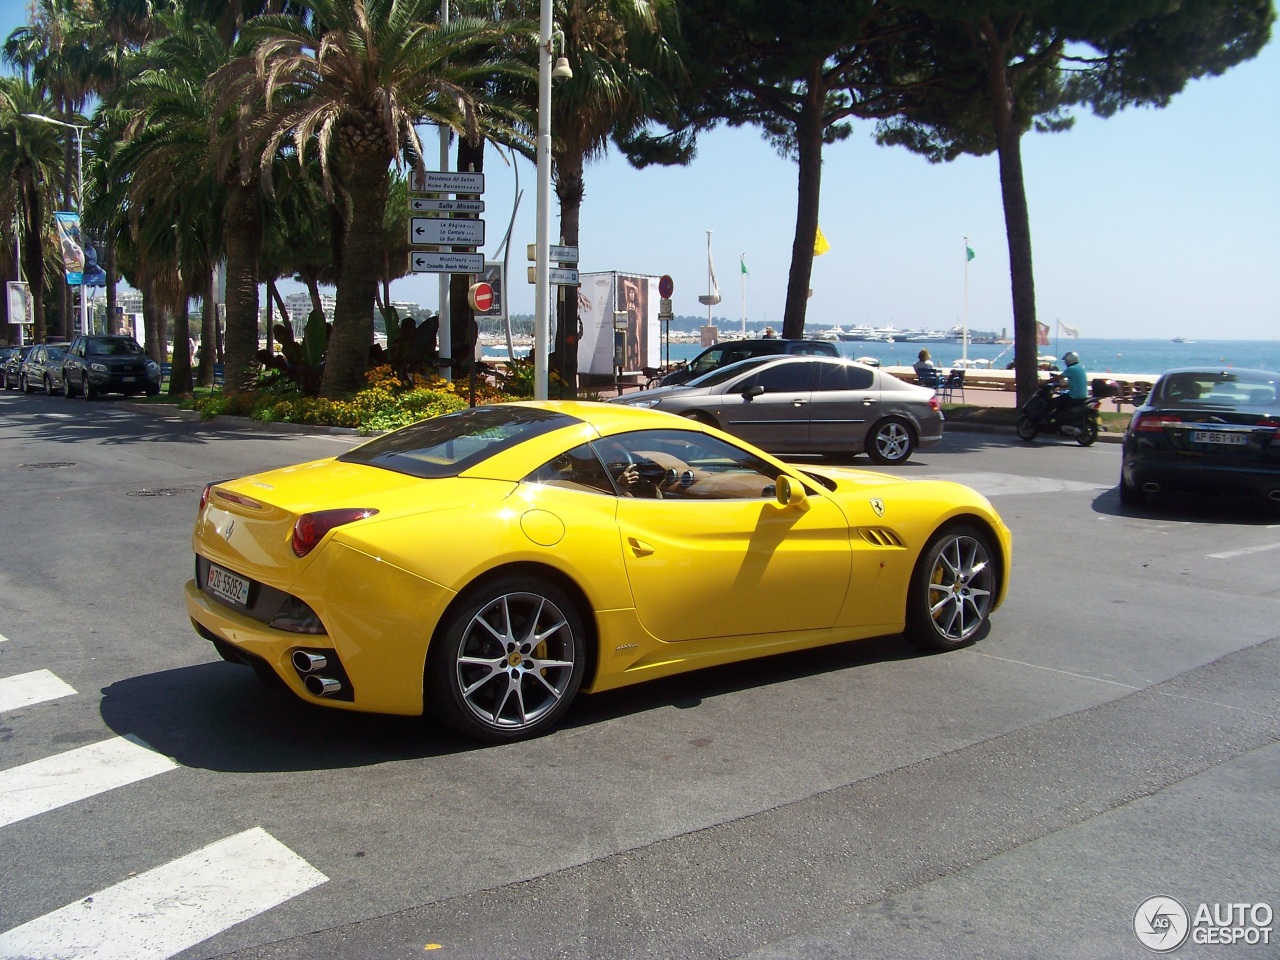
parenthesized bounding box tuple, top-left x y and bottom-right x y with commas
(659, 337, 839, 387)
(61, 334, 162, 399)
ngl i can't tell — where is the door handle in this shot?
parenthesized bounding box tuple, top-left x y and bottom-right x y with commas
(627, 537, 655, 557)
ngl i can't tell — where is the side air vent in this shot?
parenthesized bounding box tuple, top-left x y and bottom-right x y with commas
(858, 527, 905, 548)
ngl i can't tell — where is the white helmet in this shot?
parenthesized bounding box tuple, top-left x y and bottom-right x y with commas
(1062, 351, 1079, 365)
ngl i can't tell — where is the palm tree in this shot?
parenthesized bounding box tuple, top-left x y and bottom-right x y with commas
(0, 74, 66, 343)
(518, 0, 683, 392)
(225, 0, 534, 397)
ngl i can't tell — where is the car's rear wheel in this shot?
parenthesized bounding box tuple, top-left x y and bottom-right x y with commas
(865, 417, 915, 464)
(905, 525, 997, 651)
(426, 575, 586, 742)
(1118, 473, 1146, 507)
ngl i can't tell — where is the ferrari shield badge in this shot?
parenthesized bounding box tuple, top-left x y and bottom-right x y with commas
(869, 498, 885, 518)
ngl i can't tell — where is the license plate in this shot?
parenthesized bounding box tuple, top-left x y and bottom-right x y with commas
(207, 564, 251, 606)
(122, 376, 136, 382)
(1193, 430, 1246, 446)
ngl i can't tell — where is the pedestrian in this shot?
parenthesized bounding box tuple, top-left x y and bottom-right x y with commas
(914, 349, 939, 387)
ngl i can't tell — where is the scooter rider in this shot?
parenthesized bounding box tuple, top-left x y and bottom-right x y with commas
(1051, 351, 1088, 415)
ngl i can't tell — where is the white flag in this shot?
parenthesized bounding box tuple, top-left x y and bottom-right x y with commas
(1059, 321, 1081, 338)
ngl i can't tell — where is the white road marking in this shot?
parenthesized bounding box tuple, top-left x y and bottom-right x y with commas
(0, 670, 77, 713)
(1208, 541, 1280, 560)
(0, 737, 179, 828)
(0, 632, 8, 642)
(0, 828, 328, 960)
(917, 471, 1110, 498)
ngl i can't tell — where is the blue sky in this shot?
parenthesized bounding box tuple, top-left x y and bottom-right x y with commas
(5, 5, 1276, 340)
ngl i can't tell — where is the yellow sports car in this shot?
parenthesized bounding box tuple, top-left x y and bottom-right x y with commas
(186, 401, 1011, 742)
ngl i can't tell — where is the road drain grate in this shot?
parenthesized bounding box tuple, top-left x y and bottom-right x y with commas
(128, 488, 198, 497)
(19, 462, 77, 469)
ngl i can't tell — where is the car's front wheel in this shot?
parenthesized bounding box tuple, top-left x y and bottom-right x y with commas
(43, 375, 53, 394)
(865, 417, 916, 464)
(425, 575, 587, 742)
(20, 374, 31, 394)
(1118, 473, 1146, 507)
(905, 525, 997, 651)
(82, 375, 96, 401)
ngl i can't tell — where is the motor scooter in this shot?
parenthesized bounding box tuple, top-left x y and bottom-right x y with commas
(1016, 382, 1100, 445)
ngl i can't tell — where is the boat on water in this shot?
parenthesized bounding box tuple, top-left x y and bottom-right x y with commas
(1171, 337, 1195, 344)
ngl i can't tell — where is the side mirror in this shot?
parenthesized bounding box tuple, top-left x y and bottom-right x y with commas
(743, 384, 765, 400)
(775, 475, 810, 511)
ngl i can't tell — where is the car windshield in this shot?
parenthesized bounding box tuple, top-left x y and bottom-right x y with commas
(1155, 371, 1278, 409)
(46, 347, 66, 360)
(87, 337, 145, 356)
(687, 355, 780, 388)
(340, 405, 580, 479)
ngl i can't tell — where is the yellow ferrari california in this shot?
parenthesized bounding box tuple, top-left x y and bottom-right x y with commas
(186, 401, 1011, 742)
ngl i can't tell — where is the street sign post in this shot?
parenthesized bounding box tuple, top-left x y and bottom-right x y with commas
(409, 198, 485, 214)
(410, 170, 485, 193)
(411, 252, 484, 274)
(526, 243, 579, 263)
(410, 217, 485, 246)
(526, 266, 579, 286)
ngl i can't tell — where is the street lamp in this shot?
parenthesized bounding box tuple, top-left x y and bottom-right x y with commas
(24, 112, 90, 337)
(533, 2, 572, 398)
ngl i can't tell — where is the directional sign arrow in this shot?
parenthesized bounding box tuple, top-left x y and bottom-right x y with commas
(410, 217, 485, 246)
(410, 198, 485, 214)
(411, 252, 485, 273)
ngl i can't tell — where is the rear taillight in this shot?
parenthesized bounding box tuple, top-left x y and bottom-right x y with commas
(1133, 412, 1182, 432)
(928, 396, 940, 413)
(199, 482, 218, 513)
(291, 509, 379, 557)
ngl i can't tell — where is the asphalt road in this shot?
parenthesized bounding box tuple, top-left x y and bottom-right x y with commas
(1, 392, 1276, 960)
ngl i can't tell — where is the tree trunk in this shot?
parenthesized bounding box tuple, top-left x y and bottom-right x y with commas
(21, 182, 47, 343)
(321, 152, 390, 397)
(782, 74, 825, 340)
(105, 237, 117, 334)
(168, 295, 193, 396)
(141, 272, 164, 364)
(197, 271, 216, 387)
(981, 24, 1040, 407)
(222, 181, 262, 395)
(552, 154, 584, 396)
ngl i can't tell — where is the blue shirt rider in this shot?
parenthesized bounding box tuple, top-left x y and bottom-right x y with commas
(1051, 351, 1088, 415)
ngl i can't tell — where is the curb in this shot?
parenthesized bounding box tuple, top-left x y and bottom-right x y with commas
(117, 402, 364, 436)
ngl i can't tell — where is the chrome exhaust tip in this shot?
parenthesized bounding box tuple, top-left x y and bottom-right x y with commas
(292, 651, 328, 674)
(304, 675, 342, 697)
(1269, 490, 1280, 501)
(1143, 482, 1161, 493)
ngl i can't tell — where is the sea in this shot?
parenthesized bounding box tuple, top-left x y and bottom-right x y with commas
(485, 337, 1280, 379)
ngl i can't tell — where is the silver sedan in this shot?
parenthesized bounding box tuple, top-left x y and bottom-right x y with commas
(609, 355, 943, 464)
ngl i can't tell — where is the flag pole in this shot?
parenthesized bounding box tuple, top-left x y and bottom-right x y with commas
(740, 253, 747, 337)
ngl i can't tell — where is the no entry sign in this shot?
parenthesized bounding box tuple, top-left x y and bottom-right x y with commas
(468, 281, 495, 312)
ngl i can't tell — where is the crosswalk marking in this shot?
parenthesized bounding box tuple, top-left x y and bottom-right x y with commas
(0, 827, 328, 960)
(0, 737, 179, 829)
(916, 471, 1109, 498)
(0, 670, 77, 713)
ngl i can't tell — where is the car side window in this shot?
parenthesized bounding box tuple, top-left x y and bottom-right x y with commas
(523, 443, 615, 496)
(816, 363, 875, 391)
(690, 348, 724, 376)
(743, 362, 812, 393)
(592, 429, 782, 501)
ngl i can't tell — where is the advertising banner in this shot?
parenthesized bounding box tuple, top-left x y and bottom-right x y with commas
(576, 272, 661, 376)
(476, 262, 505, 321)
(55, 211, 85, 285)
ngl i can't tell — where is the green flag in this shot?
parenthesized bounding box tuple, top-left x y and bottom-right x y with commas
(740, 256, 748, 276)
(966, 243, 975, 262)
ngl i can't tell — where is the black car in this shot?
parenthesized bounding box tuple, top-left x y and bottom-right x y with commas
(2, 345, 32, 389)
(61, 334, 163, 399)
(1120, 367, 1280, 507)
(659, 338, 839, 387)
(19, 343, 69, 394)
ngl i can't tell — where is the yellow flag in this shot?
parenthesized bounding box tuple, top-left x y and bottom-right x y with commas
(813, 225, 830, 256)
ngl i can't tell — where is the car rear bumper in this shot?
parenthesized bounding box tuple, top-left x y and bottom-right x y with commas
(1123, 455, 1280, 500)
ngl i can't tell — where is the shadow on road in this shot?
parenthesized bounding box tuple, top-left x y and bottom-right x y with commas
(100, 629, 944, 771)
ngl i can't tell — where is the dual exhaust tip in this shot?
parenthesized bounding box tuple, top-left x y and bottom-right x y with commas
(292, 650, 343, 697)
